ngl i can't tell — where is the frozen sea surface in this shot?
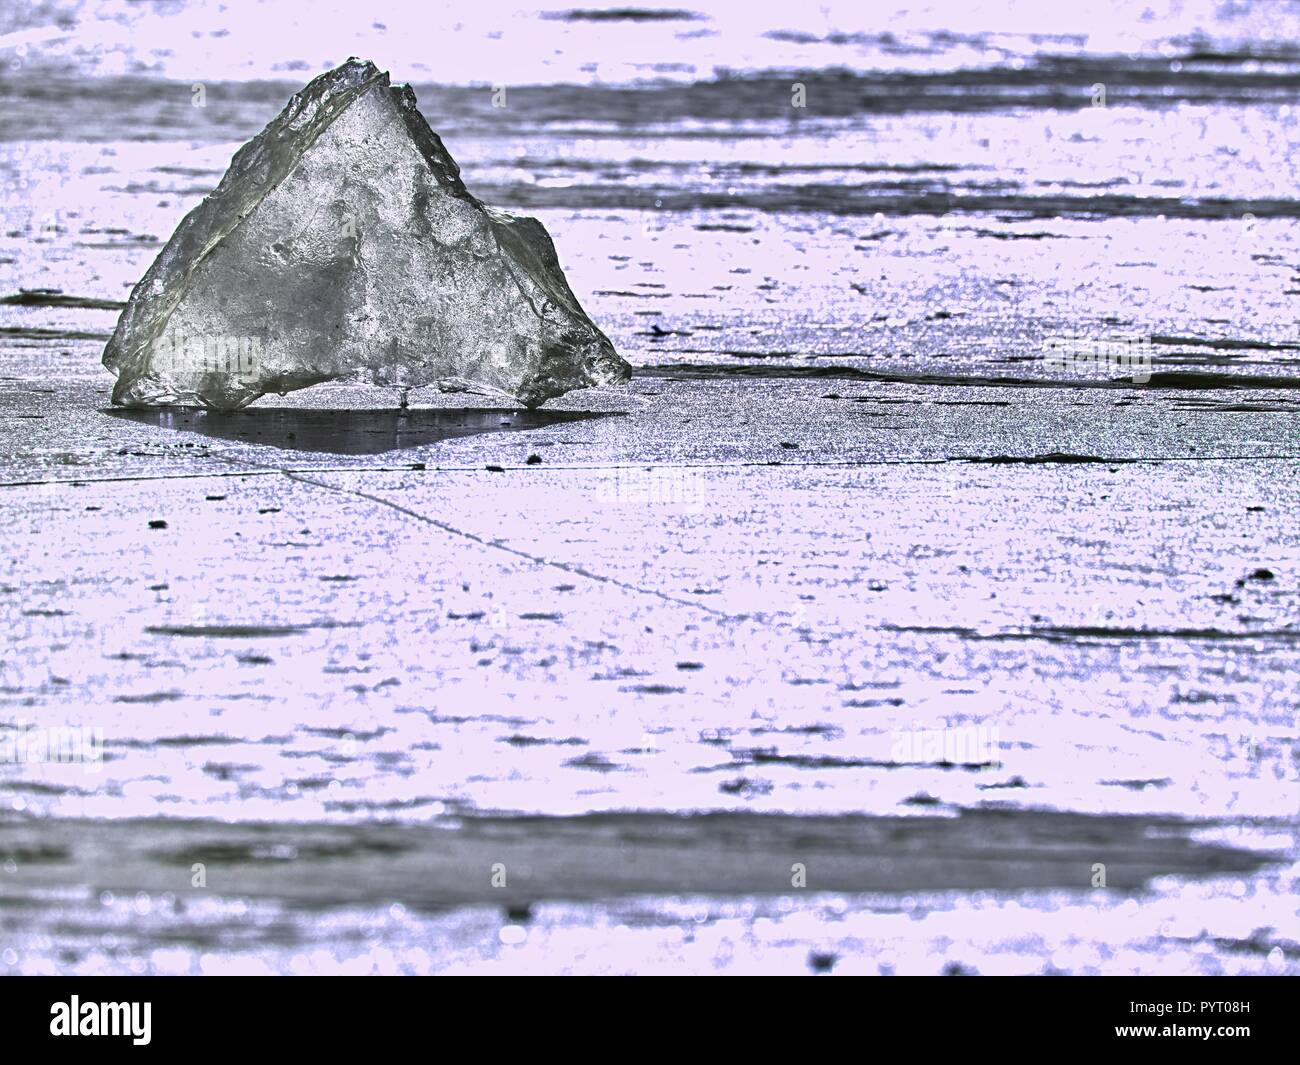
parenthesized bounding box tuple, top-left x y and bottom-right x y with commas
(0, 0, 1297, 973)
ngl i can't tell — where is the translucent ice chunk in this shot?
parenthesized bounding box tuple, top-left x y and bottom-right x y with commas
(103, 58, 630, 410)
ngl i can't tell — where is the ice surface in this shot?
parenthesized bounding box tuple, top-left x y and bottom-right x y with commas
(102, 58, 629, 410)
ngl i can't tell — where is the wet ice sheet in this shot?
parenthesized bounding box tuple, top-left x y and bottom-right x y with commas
(2, 0, 1299, 975)
(7, 127, 1300, 387)
(5, 0, 1300, 87)
(1, 814, 1295, 976)
(6, 883, 1295, 977)
(1, 378, 1297, 826)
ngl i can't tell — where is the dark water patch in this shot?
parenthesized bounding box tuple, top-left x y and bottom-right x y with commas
(1151, 335, 1300, 352)
(726, 747, 998, 772)
(1144, 370, 1300, 389)
(105, 407, 616, 455)
(664, 348, 799, 358)
(0, 75, 325, 143)
(324, 797, 458, 816)
(108, 735, 247, 750)
(0, 810, 1283, 903)
(646, 362, 1300, 391)
(424, 712, 532, 726)
(1169, 401, 1300, 412)
(107, 180, 210, 196)
(488, 183, 1300, 221)
(978, 776, 1029, 790)
(765, 28, 936, 49)
(1150, 353, 1252, 367)
(957, 452, 1137, 465)
(503, 735, 587, 748)
(0, 289, 126, 310)
(77, 239, 162, 250)
(113, 690, 183, 704)
(731, 161, 973, 177)
(147, 837, 416, 864)
(1180, 45, 1300, 64)
(732, 748, 897, 770)
(620, 683, 685, 695)
(202, 763, 259, 781)
(540, 8, 704, 22)
(1208, 931, 1298, 959)
(0, 326, 111, 341)
(752, 723, 843, 738)
(1016, 625, 1300, 644)
(720, 777, 774, 797)
(884, 623, 1300, 643)
(151, 165, 224, 178)
(146, 623, 336, 638)
(302, 726, 392, 741)
(8, 63, 1300, 145)
(2, 781, 75, 796)
(0, 844, 70, 864)
(971, 229, 1063, 240)
(564, 752, 622, 772)
(1030, 625, 1299, 643)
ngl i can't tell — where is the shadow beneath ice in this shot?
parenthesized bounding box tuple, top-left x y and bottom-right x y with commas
(104, 406, 619, 456)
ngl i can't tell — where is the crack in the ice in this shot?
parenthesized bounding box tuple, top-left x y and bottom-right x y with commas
(212, 454, 754, 625)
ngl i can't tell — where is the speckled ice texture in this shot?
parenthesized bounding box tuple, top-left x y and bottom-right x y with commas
(102, 58, 629, 410)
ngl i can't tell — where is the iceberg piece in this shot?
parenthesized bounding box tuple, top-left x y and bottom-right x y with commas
(103, 58, 629, 410)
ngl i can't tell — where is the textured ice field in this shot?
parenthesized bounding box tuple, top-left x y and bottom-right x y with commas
(0, 0, 1297, 973)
